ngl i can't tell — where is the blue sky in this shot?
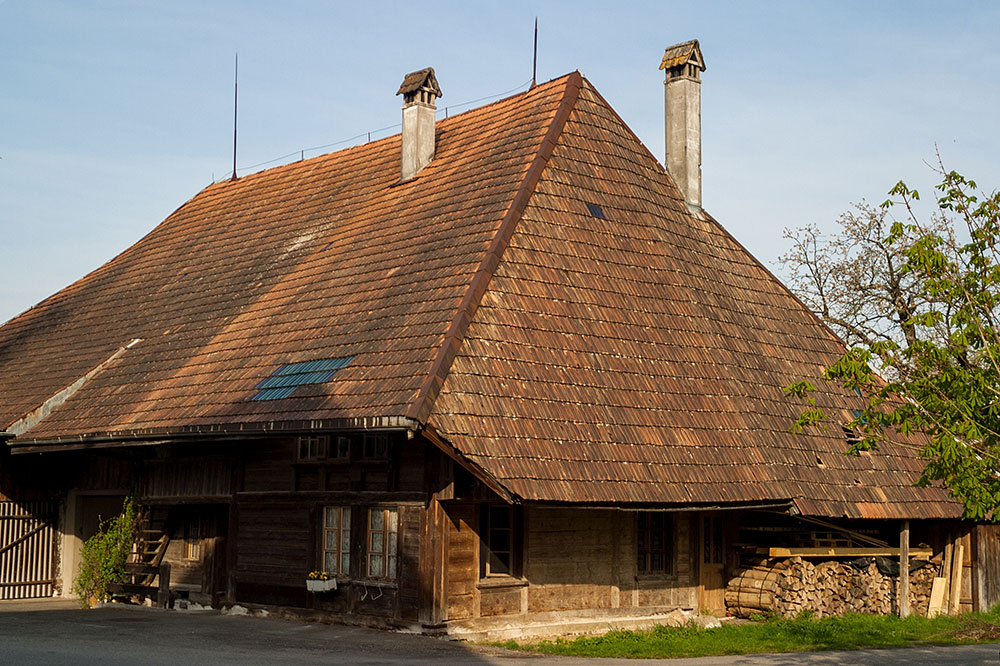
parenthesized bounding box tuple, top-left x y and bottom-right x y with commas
(2, 1, 998, 323)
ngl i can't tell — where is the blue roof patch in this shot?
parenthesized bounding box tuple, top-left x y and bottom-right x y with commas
(251, 356, 354, 401)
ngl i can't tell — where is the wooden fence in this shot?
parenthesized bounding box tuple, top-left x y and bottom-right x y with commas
(0, 501, 57, 599)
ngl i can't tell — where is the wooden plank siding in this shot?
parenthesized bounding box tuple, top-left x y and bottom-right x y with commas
(444, 505, 699, 622)
(975, 524, 1000, 611)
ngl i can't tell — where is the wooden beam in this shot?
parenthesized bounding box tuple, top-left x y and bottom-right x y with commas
(761, 547, 932, 558)
(899, 519, 910, 618)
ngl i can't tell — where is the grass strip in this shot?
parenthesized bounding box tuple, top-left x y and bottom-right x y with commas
(494, 609, 1000, 659)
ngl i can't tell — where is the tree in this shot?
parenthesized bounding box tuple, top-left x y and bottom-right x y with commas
(784, 169, 1000, 520)
(780, 202, 953, 352)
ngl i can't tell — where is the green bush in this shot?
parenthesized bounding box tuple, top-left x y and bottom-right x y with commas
(72, 497, 138, 606)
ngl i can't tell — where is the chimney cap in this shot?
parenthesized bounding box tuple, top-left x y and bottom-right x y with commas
(659, 40, 706, 72)
(396, 67, 443, 98)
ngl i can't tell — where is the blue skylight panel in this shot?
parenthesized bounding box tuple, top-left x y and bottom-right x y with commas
(251, 356, 355, 401)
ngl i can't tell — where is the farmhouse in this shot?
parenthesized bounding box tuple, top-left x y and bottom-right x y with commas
(0, 42, 996, 635)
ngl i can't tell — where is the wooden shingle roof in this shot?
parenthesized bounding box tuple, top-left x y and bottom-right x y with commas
(0, 72, 959, 519)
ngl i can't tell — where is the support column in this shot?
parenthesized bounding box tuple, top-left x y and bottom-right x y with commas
(899, 519, 910, 618)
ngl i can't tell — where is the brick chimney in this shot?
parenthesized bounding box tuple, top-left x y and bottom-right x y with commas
(660, 41, 706, 209)
(396, 67, 442, 181)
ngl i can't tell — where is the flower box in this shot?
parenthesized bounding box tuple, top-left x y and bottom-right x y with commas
(306, 578, 337, 592)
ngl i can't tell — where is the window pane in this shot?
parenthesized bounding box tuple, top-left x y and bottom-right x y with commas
(489, 507, 510, 529)
(341, 530, 351, 551)
(340, 553, 350, 575)
(370, 508, 384, 531)
(388, 532, 397, 554)
(325, 530, 338, 550)
(489, 550, 511, 575)
(325, 507, 338, 528)
(342, 508, 351, 529)
(370, 531, 383, 553)
(386, 509, 398, 532)
(324, 552, 337, 572)
(387, 555, 397, 577)
(491, 530, 510, 553)
(369, 553, 383, 577)
(651, 552, 663, 571)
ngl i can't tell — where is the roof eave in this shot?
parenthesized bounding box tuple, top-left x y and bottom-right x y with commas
(7, 415, 422, 454)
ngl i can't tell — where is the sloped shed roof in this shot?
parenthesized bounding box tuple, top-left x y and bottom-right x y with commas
(0, 72, 959, 519)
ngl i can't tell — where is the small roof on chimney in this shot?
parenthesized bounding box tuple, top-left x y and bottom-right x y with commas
(396, 67, 443, 97)
(659, 40, 706, 72)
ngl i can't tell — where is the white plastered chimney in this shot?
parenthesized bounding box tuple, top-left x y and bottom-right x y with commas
(660, 40, 706, 209)
(396, 67, 442, 181)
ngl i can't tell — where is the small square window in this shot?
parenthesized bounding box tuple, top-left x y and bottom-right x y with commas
(362, 433, 388, 459)
(585, 202, 606, 219)
(332, 436, 351, 460)
(297, 435, 328, 462)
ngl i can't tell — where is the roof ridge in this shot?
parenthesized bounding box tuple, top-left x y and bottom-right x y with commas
(202, 74, 576, 189)
(405, 71, 583, 424)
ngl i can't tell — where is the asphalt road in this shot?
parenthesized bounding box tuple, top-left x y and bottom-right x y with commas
(0, 602, 997, 665)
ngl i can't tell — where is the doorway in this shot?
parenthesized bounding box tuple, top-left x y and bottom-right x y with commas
(699, 513, 726, 615)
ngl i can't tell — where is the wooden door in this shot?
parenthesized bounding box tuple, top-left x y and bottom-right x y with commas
(700, 514, 726, 615)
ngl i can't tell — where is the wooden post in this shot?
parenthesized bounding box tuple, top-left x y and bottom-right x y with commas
(157, 561, 171, 609)
(899, 519, 910, 618)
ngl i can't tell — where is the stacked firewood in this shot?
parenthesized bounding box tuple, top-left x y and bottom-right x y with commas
(726, 557, 935, 618)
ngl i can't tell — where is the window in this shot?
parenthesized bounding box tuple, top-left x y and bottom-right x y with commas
(703, 515, 723, 566)
(366, 507, 397, 580)
(362, 433, 388, 459)
(297, 435, 328, 462)
(332, 436, 351, 460)
(637, 512, 673, 574)
(251, 356, 355, 401)
(184, 517, 201, 561)
(480, 505, 520, 578)
(322, 506, 351, 576)
(585, 202, 607, 219)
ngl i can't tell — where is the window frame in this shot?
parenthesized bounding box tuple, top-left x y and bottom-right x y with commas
(321, 505, 352, 578)
(183, 516, 201, 561)
(365, 506, 398, 581)
(636, 512, 674, 576)
(480, 504, 522, 579)
(330, 436, 351, 461)
(361, 433, 389, 460)
(296, 435, 329, 462)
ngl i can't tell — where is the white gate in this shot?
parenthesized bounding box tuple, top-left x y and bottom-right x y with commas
(0, 501, 57, 599)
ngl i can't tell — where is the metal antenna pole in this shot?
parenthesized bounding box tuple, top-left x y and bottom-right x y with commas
(231, 54, 238, 181)
(532, 18, 538, 88)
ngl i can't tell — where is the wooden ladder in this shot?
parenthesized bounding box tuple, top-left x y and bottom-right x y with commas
(131, 506, 170, 586)
(108, 505, 172, 607)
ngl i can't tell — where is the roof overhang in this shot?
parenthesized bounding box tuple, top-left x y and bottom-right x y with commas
(6, 416, 422, 454)
(526, 499, 799, 513)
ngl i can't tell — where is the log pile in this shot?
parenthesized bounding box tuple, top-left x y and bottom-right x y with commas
(726, 557, 936, 618)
